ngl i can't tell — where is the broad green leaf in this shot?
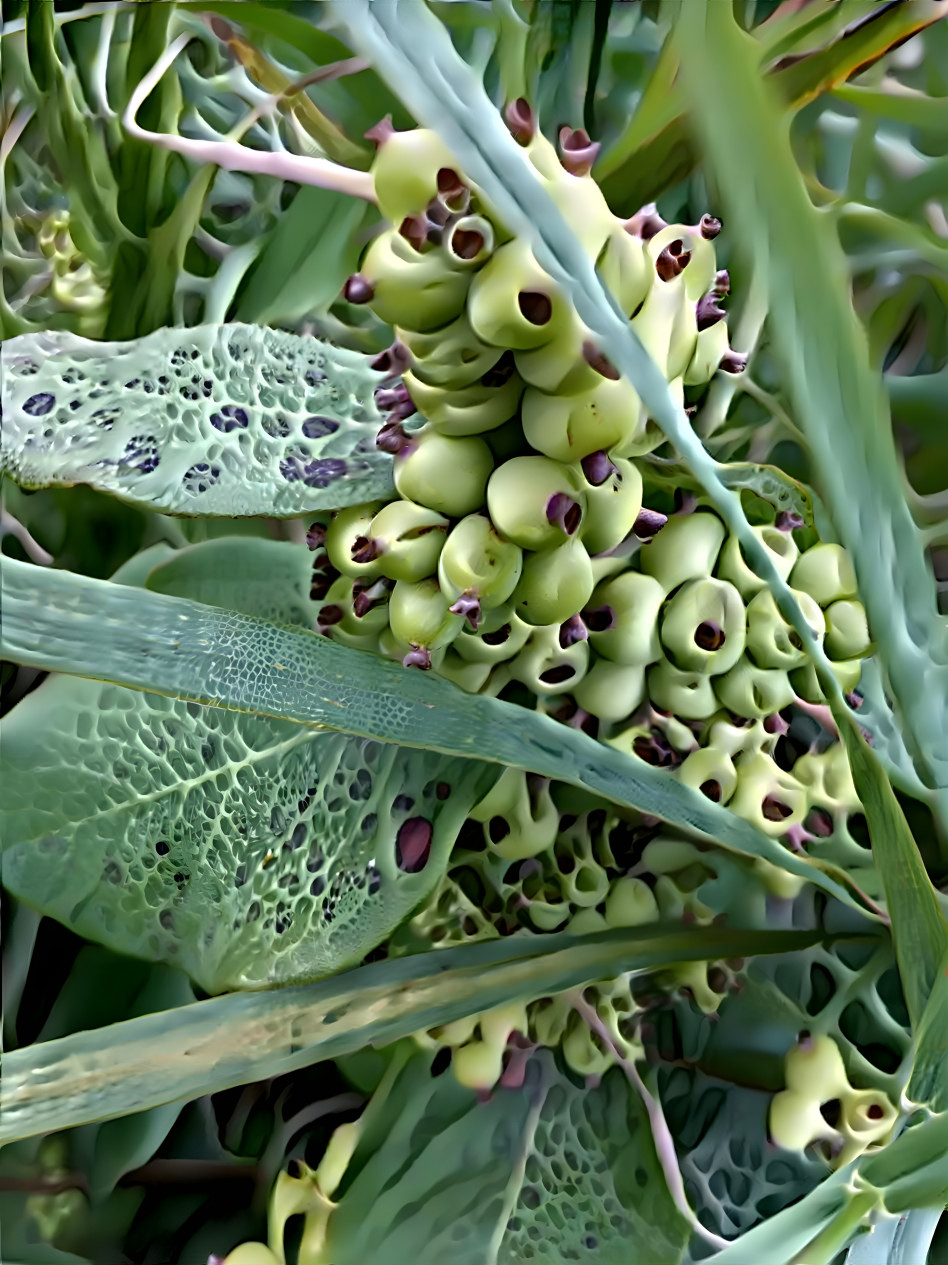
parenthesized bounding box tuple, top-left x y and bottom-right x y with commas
(0, 324, 395, 516)
(675, 2, 948, 819)
(235, 186, 377, 327)
(596, 0, 948, 212)
(835, 713, 948, 1031)
(0, 677, 494, 993)
(0, 558, 875, 915)
(0, 922, 834, 1143)
(1, 541, 496, 992)
(323, 1049, 690, 1265)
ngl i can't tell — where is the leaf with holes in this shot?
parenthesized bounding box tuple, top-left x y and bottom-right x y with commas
(0, 923, 830, 1143)
(0, 557, 875, 916)
(321, 1047, 691, 1265)
(0, 324, 397, 516)
(0, 542, 497, 993)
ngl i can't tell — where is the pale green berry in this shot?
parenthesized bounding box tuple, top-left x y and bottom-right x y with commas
(585, 571, 665, 665)
(371, 126, 460, 222)
(716, 525, 799, 598)
(824, 599, 872, 660)
(396, 313, 505, 389)
(356, 228, 470, 332)
(578, 455, 644, 556)
(647, 658, 719, 719)
(639, 511, 726, 592)
(790, 543, 858, 607)
(389, 577, 463, 663)
(604, 876, 659, 927)
(572, 657, 645, 722)
(677, 747, 739, 804)
(363, 499, 448, 583)
(452, 608, 532, 664)
(509, 622, 590, 694)
(403, 364, 524, 436)
(326, 501, 387, 579)
(659, 577, 746, 674)
(520, 377, 643, 464)
(744, 587, 824, 670)
(729, 752, 807, 836)
(467, 237, 569, 350)
(596, 223, 650, 316)
(513, 537, 594, 626)
(714, 658, 795, 719)
(394, 425, 493, 517)
(487, 455, 586, 550)
(469, 766, 559, 859)
(438, 513, 523, 627)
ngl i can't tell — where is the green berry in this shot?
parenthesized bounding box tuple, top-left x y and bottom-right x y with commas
(326, 501, 387, 579)
(487, 455, 586, 550)
(452, 607, 532, 664)
(714, 658, 795, 719)
(509, 622, 590, 694)
(356, 228, 470, 332)
(521, 378, 640, 463)
(572, 657, 645, 722)
(647, 658, 719, 719)
(744, 588, 824, 670)
(469, 766, 559, 859)
(604, 876, 659, 927)
(371, 126, 461, 222)
(596, 223, 650, 317)
(438, 514, 523, 627)
(585, 571, 665, 665)
(467, 238, 569, 350)
(397, 313, 506, 389)
(434, 649, 493, 694)
(659, 577, 746, 674)
(784, 1033, 850, 1098)
(361, 499, 448, 583)
(824, 599, 872, 660)
(716, 526, 799, 597)
(683, 319, 730, 385)
(790, 543, 858, 607)
(513, 537, 595, 626)
(789, 656, 862, 703)
(443, 214, 496, 270)
(729, 752, 807, 836)
(403, 364, 524, 436)
(639, 511, 726, 592)
(394, 425, 493, 517)
(389, 577, 463, 666)
(677, 746, 739, 804)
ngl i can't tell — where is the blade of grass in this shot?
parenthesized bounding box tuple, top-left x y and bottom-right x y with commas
(0, 923, 845, 1143)
(0, 558, 874, 916)
(675, 1, 948, 828)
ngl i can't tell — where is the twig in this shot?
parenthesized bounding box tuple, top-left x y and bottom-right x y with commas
(566, 989, 731, 1251)
(122, 35, 377, 203)
(0, 511, 54, 566)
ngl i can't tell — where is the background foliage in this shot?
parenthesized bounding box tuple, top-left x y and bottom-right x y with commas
(2, 1, 947, 1263)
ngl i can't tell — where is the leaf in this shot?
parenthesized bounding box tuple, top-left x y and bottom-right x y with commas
(234, 186, 377, 327)
(596, 0, 948, 212)
(0, 557, 874, 915)
(675, 2, 948, 823)
(0, 541, 497, 992)
(860, 1110, 948, 1214)
(685, 1165, 857, 1265)
(835, 713, 948, 1032)
(324, 1049, 690, 1265)
(844, 1208, 944, 1265)
(642, 457, 815, 529)
(0, 324, 394, 516)
(907, 950, 948, 1111)
(0, 922, 833, 1143)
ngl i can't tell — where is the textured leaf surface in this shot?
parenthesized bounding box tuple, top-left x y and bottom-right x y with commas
(675, 2, 948, 819)
(0, 677, 495, 993)
(0, 324, 394, 515)
(0, 558, 872, 913)
(0, 923, 829, 1144)
(1, 540, 496, 992)
(325, 1049, 689, 1265)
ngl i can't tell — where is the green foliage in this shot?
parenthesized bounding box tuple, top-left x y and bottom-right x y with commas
(2, 1, 947, 1262)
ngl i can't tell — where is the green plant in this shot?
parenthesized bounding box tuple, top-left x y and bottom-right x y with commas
(2, 2, 947, 1263)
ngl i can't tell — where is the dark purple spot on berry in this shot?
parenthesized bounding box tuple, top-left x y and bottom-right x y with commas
(518, 291, 552, 326)
(695, 621, 725, 651)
